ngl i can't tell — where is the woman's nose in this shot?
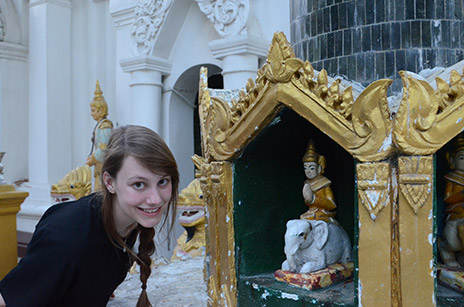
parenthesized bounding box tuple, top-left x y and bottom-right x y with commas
(146, 187, 162, 205)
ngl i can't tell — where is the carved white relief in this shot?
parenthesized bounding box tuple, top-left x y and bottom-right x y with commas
(0, 0, 21, 44)
(0, 16, 5, 42)
(130, 0, 172, 56)
(195, 0, 249, 37)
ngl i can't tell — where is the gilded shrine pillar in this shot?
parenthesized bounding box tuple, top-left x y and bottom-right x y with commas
(199, 161, 237, 307)
(397, 155, 434, 306)
(356, 162, 395, 306)
(0, 185, 28, 279)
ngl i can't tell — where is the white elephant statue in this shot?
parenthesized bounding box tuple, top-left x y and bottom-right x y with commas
(281, 219, 352, 273)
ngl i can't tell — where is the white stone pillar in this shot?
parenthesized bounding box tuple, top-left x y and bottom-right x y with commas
(19, 0, 72, 233)
(209, 34, 268, 90)
(120, 55, 171, 134)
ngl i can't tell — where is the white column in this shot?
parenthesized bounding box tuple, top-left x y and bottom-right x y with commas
(209, 34, 268, 90)
(120, 55, 171, 134)
(19, 0, 72, 233)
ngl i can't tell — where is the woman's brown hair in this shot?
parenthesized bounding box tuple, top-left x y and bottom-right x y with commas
(99, 125, 179, 307)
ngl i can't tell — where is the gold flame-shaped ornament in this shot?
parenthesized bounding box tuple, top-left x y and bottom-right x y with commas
(398, 156, 433, 214)
(357, 162, 391, 220)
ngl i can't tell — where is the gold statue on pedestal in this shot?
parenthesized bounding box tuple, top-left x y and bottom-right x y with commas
(171, 156, 206, 261)
(437, 133, 464, 293)
(440, 133, 464, 268)
(300, 140, 336, 223)
(86, 81, 113, 191)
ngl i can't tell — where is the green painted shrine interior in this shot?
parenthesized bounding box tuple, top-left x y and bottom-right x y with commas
(232, 107, 356, 305)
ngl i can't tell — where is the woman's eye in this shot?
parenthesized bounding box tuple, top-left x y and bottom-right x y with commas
(159, 178, 171, 187)
(133, 182, 145, 189)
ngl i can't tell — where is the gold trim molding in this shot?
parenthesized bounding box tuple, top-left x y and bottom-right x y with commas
(357, 162, 391, 220)
(199, 161, 236, 307)
(398, 156, 433, 214)
(394, 69, 464, 155)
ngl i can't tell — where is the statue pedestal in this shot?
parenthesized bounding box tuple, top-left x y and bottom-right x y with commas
(438, 264, 464, 293)
(275, 262, 354, 290)
(0, 185, 28, 279)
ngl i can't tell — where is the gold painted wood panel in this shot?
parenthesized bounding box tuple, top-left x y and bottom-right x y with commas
(398, 156, 435, 306)
(200, 162, 236, 307)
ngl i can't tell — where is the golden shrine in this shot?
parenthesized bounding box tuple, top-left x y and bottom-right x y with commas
(197, 32, 464, 306)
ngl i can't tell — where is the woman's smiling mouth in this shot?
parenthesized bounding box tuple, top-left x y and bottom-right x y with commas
(138, 207, 162, 215)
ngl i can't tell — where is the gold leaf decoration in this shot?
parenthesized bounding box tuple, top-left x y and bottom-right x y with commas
(263, 32, 303, 83)
(398, 156, 433, 214)
(357, 162, 391, 220)
(394, 70, 464, 155)
(199, 162, 236, 307)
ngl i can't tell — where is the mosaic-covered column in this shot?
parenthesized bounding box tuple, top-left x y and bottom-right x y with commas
(290, 0, 464, 89)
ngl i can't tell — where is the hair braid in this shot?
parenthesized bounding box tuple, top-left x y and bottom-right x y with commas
(136, 226, 155, 307)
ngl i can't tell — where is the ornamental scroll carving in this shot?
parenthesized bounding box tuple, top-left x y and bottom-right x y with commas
(199, 161, 236, 307)
(398, 156, 433, 214)
(394, 69, 464, 155)
(195, 0, 249, 37)
(130, 0, 172, 56)
(357, 162, 391, 220)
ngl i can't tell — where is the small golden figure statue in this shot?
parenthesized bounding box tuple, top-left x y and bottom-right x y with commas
(171, 156, 206, 261)
(300, 140, 337, 223)
(440, 133, 464, 268)
(276, 141, 353, 289)
(86, 81, 113, 191)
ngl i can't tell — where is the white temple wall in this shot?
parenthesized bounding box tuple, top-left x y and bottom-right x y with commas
(0, 51, 28, 184)
(162, 1, 221, 186)
(1, 1, 28, 184)
(70, 0, 117, 168)
(3, 0, 291, 257)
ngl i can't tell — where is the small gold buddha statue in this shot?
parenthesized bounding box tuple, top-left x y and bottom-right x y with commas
(86, 81, 113, 191)
(300, 140, 337, 223)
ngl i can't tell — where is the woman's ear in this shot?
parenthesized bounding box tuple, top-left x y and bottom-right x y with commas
(103, 171, 115, 194)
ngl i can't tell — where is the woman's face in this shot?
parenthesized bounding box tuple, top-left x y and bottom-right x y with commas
(103, 155, 172, 236)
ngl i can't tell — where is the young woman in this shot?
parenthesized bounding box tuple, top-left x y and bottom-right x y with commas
(0, 125, 179, 307)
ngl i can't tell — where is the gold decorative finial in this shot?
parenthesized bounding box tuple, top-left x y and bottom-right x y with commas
(302, 140, 318, 162)
(94, 80, 103, 98)
(302, 140, 326, 171)
(90, 80, 108, 117)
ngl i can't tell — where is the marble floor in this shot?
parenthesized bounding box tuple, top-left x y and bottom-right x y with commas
(108, 256, 208, 307)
